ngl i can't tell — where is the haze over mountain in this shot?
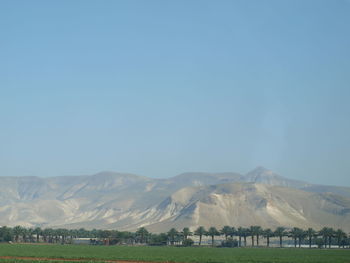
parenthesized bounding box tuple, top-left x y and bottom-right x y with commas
(0, 167, 349, 232)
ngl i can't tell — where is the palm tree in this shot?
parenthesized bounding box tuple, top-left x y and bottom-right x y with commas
(242, 228, 249, 247)
(194, 226, 206, 246)
(182, 227, 192, 241)
(77, 228, 88, 238)
(327, 228, 335, 248)
(263, 228, 274, 247)
(319, 227, 329, 248)
(167, 228, 179, 245)
(68, 229, 77, 244)
(52, 229, 60, 243)
(27, 228, 35, 243)
(274, 227, 287, 248)
(13, 226, 23, 243)
(90, 229, 98, 238)
(121, 231, 135, 245)
(230, 227, 236, 239)
(48, 228, 55, 243)
(21, 228, 28, 243)
(55, 229, 62, 244)
(61, 228, 69, 244)
(207, 227, 220, 247)
(136, 227, 149, 244)
(289, 227, 301, 248)
(250, 226, 262, 246)
(221, 226, 232, 241)
(0, 226, 12, 242)
(297, 229, 306, 248)
(249, 226, 255, 246)
(306, 228, 316, 248)
(99, 230, 112, 245)
(43, 228, 53, 243)
(110, 230, 120, 244)
(33, 227, 42, 243)
(319, 227, 335, 248)
(255, 226, 263, 247)
(236, 227, 244, 247)
(335, 229, 347, 248)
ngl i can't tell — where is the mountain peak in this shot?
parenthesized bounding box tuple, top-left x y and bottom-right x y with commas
(243, 167, 311, 189)
(246, 166, 275, 177)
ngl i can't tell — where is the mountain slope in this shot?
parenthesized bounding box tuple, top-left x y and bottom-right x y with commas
(124, 183, 350, 232)
(0, 169, 349, 232)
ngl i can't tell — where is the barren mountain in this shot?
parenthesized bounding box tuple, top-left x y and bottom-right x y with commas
(139, 183, 350, 232)
(0, 168, 349, 232)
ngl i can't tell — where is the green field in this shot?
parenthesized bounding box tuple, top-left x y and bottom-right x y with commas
(0, 244, 349, 263)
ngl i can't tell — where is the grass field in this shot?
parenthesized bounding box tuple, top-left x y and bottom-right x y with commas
(0, 244, 349, 263)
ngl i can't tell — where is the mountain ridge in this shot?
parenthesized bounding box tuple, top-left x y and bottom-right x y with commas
(2, 166, 346, 188)
(0, 167, 349, 232)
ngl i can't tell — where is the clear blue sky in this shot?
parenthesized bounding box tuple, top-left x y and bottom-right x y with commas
(1, 0, 349, 186)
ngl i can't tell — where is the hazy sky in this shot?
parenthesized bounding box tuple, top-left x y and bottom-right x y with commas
(1, 0, 350, 186)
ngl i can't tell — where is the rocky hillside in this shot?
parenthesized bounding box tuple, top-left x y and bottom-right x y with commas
(0, 167, 349, 232)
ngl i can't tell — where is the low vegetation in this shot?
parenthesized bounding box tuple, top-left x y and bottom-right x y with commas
(0, 244, 350, 263)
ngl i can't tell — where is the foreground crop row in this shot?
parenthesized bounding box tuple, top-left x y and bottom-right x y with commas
(0, 244, 350, 263)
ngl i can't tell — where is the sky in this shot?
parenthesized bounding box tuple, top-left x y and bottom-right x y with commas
(1, 0, 350, 186)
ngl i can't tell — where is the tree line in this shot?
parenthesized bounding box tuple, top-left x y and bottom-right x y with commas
(0, 225, 349, 248)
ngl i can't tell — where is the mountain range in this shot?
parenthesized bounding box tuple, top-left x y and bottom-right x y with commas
(0, 167, 349, 232)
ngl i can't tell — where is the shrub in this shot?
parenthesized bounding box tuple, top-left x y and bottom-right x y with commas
(314, 238, 325, 248)
(148, 233, 168, 246)
(183, 238, 194, 247)
(221, 238, 238, 248)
